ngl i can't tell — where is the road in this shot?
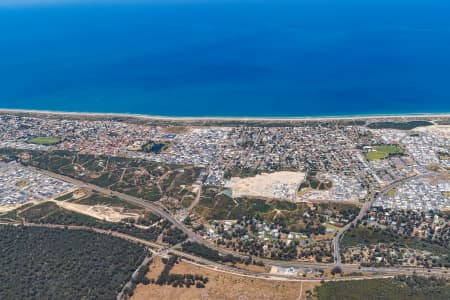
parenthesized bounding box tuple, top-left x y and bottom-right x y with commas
(332, 171, 449, 265)
(29, 166, 450, 279)
(18, 221, 449, 282)
(187, 183, 202, 211)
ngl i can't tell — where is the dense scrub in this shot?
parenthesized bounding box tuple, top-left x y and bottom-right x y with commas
(181, 241, 243, 264)
(367, 121, 433, 130)
(0, 225, 146, 300)
(18, 202, 185, 245)
(316, 275, 450, 300)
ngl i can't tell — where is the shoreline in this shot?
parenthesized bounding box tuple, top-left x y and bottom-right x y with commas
(1, 108, 450, 122)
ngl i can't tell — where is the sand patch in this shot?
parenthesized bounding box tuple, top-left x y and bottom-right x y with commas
(0, 203, 22, 213)
(225, 171, 305, 200)
(52, 200, 140, 222)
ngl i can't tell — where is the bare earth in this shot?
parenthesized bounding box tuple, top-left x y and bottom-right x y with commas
(225, 171, 305, 201)
(0, 203, 23, 213)
(53, 200, 140, 222)
(132, 258, 319, 300)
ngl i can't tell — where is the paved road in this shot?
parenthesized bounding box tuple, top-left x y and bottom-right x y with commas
(20, 222, 448, 282)
(30, 167, 450, 278)
(332, 171, 449, 265)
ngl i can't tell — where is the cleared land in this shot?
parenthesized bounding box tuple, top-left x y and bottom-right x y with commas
(54, 200, 141, 222)
(133, 257, 319, 300)
(0, 225, 146, 300)
(225, 171, 305, 200)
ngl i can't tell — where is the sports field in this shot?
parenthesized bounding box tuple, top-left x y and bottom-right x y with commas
(366, 145, 405, 161)
(26, 136, 62, 145)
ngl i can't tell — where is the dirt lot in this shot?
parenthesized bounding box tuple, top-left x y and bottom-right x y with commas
(53, 200, 140, 222)
(225, 171, 305, 200)
(132, 257, 319, 300)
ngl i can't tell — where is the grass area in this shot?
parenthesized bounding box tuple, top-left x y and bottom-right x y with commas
(26, 136, 62, 145)
(316, 276, 450, 300)
(0, 225, 145, 299)
(366, 145, 405, 161)
(387, 188, 398, 197)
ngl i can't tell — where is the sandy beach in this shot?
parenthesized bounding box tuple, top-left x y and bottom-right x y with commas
(1, 108, 449, 123)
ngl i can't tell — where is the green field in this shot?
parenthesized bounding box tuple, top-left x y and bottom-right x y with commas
(366, 145, 405, 161)
(26, 136, 62, 145)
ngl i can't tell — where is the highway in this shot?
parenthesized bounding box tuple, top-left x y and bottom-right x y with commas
(18, 221, 448, 283)
(29, 166, 450, 279)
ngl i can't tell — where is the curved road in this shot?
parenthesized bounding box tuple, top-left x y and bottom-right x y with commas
(31, 166, 449, 278)
(333, 171, 449, 265)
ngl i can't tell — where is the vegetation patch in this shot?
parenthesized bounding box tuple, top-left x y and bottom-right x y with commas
(342, 225, 449, 259)
(367, 121, 433, 130)
(298, 171, 332, 192)
(0, 225, 146, 300)
(17, 202, 184, 245)
(181, 241, 243, 264)
(315, 275, 450, 300)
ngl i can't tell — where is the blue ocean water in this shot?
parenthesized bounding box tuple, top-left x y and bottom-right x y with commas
(0, 0, 449, 117)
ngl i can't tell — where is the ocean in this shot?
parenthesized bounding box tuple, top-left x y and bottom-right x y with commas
(0, 0, 450, 117)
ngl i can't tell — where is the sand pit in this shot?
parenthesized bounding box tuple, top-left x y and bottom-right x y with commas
(53, 201, 140, 222)
(225, 171, 305, 200)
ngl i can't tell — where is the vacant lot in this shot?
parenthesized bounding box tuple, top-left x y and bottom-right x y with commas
(133, 257, 318, 300)
(225, 171, 305, 200)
